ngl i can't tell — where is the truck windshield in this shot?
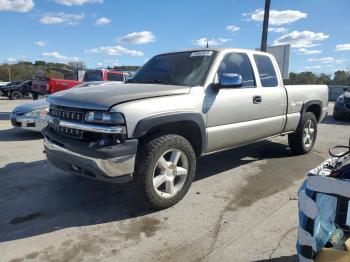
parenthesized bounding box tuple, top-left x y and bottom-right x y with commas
(83, 70, 103, 82)
(131, 51, 216, 86)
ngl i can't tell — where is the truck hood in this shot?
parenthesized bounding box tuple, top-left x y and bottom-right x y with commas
(13, 98, 49, 113)
(48, 83, 191, 110)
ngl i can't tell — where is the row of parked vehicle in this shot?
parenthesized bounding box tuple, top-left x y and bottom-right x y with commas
(0, 80, 33, 100)
(0, 69, 132, 100)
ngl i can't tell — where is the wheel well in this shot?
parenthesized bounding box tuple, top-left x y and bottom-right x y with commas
(305, 104, 321, 122)
(140, 121, 203, 156)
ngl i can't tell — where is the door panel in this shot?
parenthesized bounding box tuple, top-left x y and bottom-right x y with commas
(205, 86, 286, 152)
(205, 52, 287, 153)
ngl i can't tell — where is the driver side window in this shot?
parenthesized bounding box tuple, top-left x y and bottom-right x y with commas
(217, 53, 256, 88)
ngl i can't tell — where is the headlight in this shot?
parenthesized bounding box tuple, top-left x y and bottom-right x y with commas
(336, 96, 344, 104)
(25, 108, 49, 118)
(84, 111, 125, 125)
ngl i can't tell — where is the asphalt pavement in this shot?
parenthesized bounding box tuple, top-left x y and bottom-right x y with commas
(0, 97, 349, 262)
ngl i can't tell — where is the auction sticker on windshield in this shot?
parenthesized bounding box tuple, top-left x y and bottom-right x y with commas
(190, 51, 213, 57)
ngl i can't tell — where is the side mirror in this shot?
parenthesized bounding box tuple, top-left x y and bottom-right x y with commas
(219, 73, 243, 88)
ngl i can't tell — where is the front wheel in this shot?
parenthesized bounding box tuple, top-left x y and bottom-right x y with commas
(134, 134, 196, 209)
(10, 91, 21, 100)
(288, 112, 318, 155)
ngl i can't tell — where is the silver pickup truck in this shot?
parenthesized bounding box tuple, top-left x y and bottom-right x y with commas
(44, 48, 328, 209)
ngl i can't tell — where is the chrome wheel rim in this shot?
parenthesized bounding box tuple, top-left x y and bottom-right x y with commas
(303, 120, 315, 148)
(152, 148, 189, 198)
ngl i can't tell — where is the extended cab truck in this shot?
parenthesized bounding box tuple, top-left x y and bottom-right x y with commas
(44, 48, 328, 209)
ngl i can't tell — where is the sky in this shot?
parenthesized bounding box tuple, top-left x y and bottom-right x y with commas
(0, 0, 350, 75)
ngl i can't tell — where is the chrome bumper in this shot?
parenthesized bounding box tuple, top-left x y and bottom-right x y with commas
(44, 137, 135, 183)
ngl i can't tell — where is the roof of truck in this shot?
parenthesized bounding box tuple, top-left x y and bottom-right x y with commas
(158, 48, 271, 56)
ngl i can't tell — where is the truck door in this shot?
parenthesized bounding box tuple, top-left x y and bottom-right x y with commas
(205, 52, 286, 153)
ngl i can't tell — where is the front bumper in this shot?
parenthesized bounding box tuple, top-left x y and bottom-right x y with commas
(44, 128, 138, 183)
(11, 113, 47, 132)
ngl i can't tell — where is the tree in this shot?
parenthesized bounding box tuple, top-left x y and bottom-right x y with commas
(67, 61, 87, 71)
(333, 70, 349, 86)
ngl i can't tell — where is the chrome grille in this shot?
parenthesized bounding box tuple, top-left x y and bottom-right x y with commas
(49, 105, 85, 138)
(49, 122, 82, 137)
(50, 105, 84, 122)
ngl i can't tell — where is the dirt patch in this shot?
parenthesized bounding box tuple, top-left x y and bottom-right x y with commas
(115, 217, 162, 241)
(25, 251, 40, 259)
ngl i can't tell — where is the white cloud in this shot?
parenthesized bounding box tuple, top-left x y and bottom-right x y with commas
(273, 31, 329, 48)
(42, 51, 78, 62)
(268, 27, 287, 33)
(0, 0, 33, 12)
(118, 31, 155, 45)
(54, 0, 103, 6)
(94, 17, 111, 26)
(247, 9, 307, 25)
(226, 25, 240, 32)
(335, 44, 350, 51)
(303, 65, 322, 69)
(308, 57, 346, 64)
(96, 62, 103, 68)
(297, 48, 322, 55)
(85, 45, 144, 56)
(39, 12, 85, 25)
(192, 37, 230, 47)
(34, 41, 46, 47)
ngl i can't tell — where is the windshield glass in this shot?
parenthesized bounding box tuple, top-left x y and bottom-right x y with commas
(131, 51, 216, 86)
(83, 70, 103, 82)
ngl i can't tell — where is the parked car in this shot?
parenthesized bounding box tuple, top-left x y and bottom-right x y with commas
(44, 48, 328, 209)
(11, 81, 112, 132)
(31, 69, 131, 96)
(0, 81, 23, 97)
(333, 87, 350, 120)
(11, 98, 49, 132)
(2, 80, 32, 100)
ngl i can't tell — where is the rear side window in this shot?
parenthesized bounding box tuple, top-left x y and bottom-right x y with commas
(107, 73, 124, 81)
(254, 55, 278, 87)
(217, 53, 256, 88)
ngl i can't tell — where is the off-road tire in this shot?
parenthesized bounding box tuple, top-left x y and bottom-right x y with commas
(288, 112, 318, 155)
(134, 134, 196, 209)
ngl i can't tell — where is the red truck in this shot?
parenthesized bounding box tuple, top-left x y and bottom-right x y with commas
(31, 69, 130, 96)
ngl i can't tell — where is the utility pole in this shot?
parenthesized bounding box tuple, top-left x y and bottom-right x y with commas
(8, 65, 11, 82)
(260, 0, 271, 52)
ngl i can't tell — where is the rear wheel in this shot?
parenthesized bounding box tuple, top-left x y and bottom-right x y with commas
(10, 91, 21, 100)
(288, 112, 317, 155)
(134, 134, 196, 209)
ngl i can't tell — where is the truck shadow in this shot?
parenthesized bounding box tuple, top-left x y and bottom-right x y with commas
(0, 128, 43, 141)
(321, 114, 350, 126)
(196, 140, 292, 181)
(0, 140, 292, 243)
